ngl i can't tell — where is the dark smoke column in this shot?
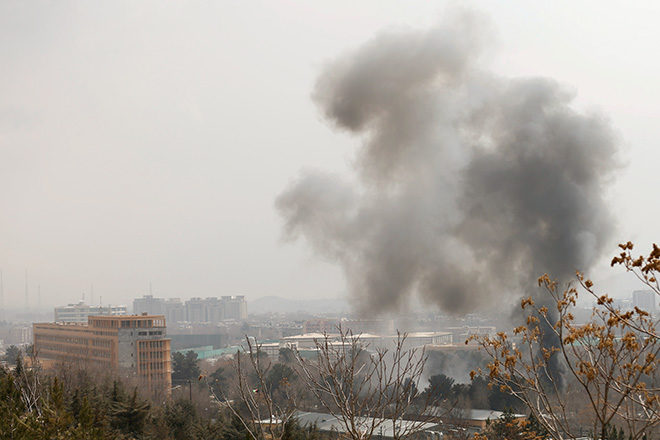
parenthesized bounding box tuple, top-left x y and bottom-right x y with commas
(277, 9, 619, 316)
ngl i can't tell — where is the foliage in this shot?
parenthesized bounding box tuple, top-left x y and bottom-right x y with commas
(472, 242, 660, 440)
(476, 409, 548, 440)
(208, 366, 228, 398)
(279, 347, 296, 364)
(282, 418, 319, 440)
(109, 388, 150, 436)
(164, 399, 196, 438)
(295, 329, 443, 440)
(3, 345, 21, 365)
(0, 363, 251, 440)
(427, 374, 455, 400)
(267, 363, 297, 393)
(171, 350, 201, 383)
(423, 373, 524, 413)
(217, 338, 301, 440)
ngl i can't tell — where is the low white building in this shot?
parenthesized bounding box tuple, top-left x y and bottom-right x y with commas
(259, 342, 281, 360)
(282, 333, 331, 350)
(54, 301, 127, 323)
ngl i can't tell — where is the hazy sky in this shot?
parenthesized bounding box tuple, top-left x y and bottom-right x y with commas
(1, 1, 658, 309)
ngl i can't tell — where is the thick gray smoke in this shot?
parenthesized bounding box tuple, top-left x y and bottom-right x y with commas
(277, 10, 619, 315)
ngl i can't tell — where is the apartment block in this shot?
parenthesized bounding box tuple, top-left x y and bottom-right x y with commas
(221, 296, 248, 321)
(55, 301, 127, 323)
(33, 315, 171, 396)
(632, 290, 657, 314)
(133, 295, 186, 325)
(133, 295, 248, 323)
(184, 296, 248, 322)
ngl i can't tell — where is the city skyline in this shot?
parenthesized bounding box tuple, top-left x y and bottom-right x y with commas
(1, 2, 659, 312)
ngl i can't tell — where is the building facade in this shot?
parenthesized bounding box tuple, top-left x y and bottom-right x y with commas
(632, 290, 657, 314)
(33, 315, 171, 395)
(134, 295, 248, 323)
(54, 301, 127, 323)
(221, 296, 248, 320)
(133, 296, 187, 325)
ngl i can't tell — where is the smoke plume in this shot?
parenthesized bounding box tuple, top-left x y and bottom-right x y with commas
(276, 10, 619, 315)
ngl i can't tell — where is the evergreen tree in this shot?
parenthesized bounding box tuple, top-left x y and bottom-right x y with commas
(110, 387, 150, 437)
(172, 350, 201, 382)
(3, 345, 21, 365)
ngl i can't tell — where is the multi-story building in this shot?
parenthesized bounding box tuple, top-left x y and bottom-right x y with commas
(133, 295, 248, 323)
(164, 298, 186, 324)
(204, 297, 224, 323)
(222, 295, 248, 320)
(33, 315, 171, 395)
(185, 297, 207, 322)
(340, 318, 395, 335)
(303, 319, 335, 334)
(133, 295, 165, 316)
(54, 301, 127, 323)
(259, 342, 282, 360)
(302, 318, 395, 335)
(611, 298, 633, 312)
(632, 290, 657, 314)
(445, 326, 496, 345)
(184, 296, 248, 322)
(134, 296, 186, 325)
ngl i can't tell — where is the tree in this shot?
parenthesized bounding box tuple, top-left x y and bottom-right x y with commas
(473, 242, 659, 440)
(164, 398, 197, 438)
(0, 361, 256, 439)
(426, 374, 455, 400)
(3, 345, 21, 365)
(172, 350, 201, 383)
(109, 387, 150, 437)
(279, 347, 296, 364)
(294, 328, 445, 440)
(476, 409, 547, 440)
(209, 366, 229, 398)
(266, 363, 297, 394)
(216, 338, 301, 440)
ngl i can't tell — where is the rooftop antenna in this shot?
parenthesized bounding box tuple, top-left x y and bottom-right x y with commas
(38, 284, 41, 309)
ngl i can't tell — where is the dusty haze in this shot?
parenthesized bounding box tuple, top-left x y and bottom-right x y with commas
(277, 10, 620, 315)
(2, 2, 659, 311)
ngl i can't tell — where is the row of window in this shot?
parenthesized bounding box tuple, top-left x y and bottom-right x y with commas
(137, 331, 163, 336)
(38, 344, 110, 359)
(139, 361, 168, 371)
(138, 340, 166, 349)
(36, 334, 113, 349)
(139, 351, 165, 359)
(36, 335, 92, 346)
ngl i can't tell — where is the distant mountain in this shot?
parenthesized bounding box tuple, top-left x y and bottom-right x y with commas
(248, 296, 349, 315)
